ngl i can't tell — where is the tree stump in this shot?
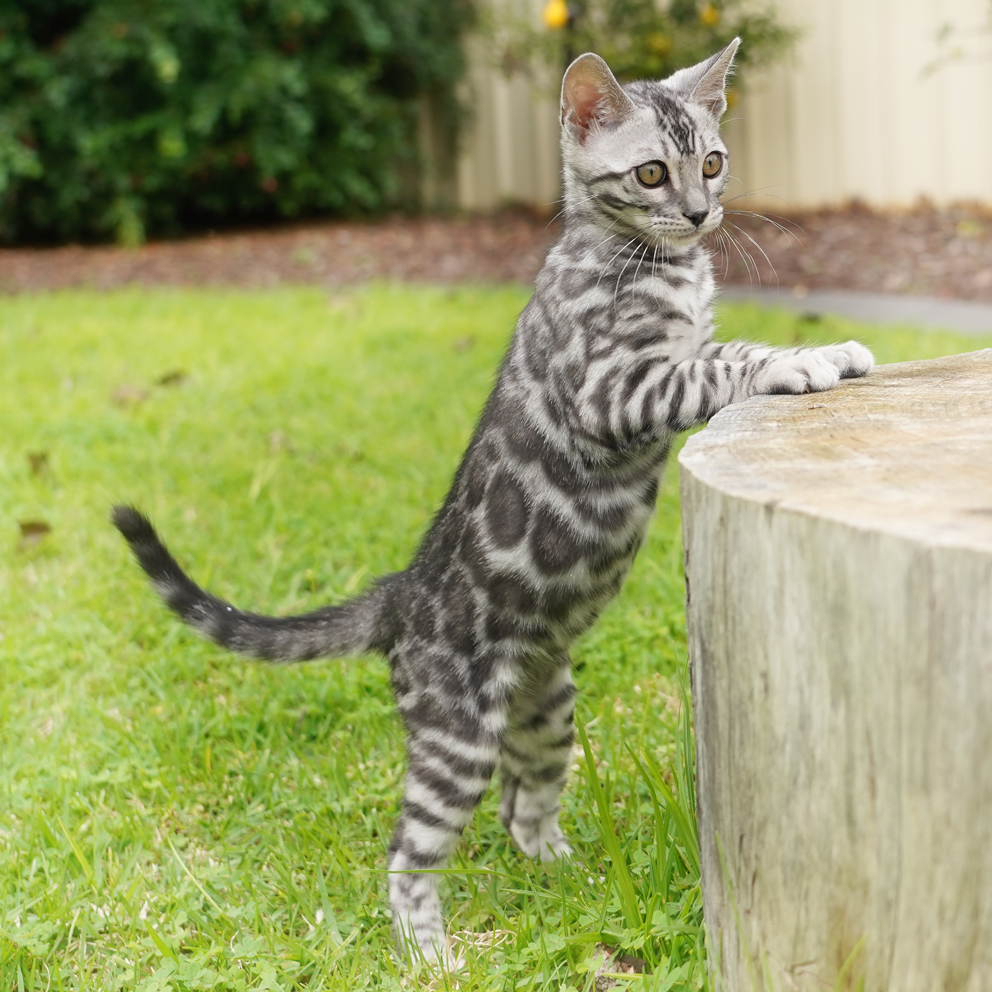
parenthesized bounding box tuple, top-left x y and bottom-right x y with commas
(678, 350, 992, 992)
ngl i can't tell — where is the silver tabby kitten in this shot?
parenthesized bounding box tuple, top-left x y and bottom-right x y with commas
(113, 40, 873, 967)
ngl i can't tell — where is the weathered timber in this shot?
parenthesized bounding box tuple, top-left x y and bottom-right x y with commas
(678, 349, 992, 992)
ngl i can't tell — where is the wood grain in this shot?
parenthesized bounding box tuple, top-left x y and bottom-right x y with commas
(679, 350, 992, 991)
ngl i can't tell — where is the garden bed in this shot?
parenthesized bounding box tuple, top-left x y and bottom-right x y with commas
(2, 203, 992, 301)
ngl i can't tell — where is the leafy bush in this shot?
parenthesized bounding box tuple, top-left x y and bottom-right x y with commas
(0, 0, 473, 244)
(492, 0, 796, 90)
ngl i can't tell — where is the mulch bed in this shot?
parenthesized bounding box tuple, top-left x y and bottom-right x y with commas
(0, 211, 558, 293)
(718, 202, 992, 301)
(2, 202, 992, 301)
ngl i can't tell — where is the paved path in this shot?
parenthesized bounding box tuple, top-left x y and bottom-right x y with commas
(718, 285, 992, 335)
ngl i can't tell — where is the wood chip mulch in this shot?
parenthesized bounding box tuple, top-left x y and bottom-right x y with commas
(0, 211, 558, 294)
(717, 201, 992, 302)
(2, 202, 991, 302)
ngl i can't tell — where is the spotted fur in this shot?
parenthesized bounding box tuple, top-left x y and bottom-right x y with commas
(113, 40, 873, 967)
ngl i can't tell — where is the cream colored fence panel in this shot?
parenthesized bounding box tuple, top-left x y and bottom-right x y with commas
(455, 35, 561, 212)
(455, 0, 992, 212)
(728, 0, 992, 210)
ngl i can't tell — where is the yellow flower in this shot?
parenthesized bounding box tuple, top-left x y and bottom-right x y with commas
(543, 0, 570, 30)
(957, 219, 985, 238)
(699, 3, 720, 27)
(647, 32, 672, 55)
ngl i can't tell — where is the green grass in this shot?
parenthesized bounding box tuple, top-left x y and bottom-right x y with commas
(1, 284, 988, 992)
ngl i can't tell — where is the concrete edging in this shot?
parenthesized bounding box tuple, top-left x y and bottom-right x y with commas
(717, 285, 992, 335)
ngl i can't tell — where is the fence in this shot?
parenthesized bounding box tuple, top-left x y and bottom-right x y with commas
(451, 0, 992, 213)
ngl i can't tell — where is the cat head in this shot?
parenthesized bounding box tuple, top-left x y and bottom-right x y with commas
(559, 40, 739, 247)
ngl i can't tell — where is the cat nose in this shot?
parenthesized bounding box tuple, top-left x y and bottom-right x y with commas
(683, 209, 709, 228)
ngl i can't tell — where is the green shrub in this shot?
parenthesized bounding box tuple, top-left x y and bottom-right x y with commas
(492, 0, 796, 91)
(0, 0, 473, 245)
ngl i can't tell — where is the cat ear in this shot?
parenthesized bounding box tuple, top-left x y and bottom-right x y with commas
(665, 37, 740, 119)
(561, 53, 634, 138)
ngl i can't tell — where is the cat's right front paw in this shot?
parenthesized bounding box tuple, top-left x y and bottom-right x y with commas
(754, 341, 874, 396)
(816, 340, 875, 379)
(753, 351, 842, 395)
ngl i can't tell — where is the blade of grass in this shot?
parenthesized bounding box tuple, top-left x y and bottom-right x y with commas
(577, 722, 642, 930)
(144, 921, 180, 966)
(55, 816, 94, 886)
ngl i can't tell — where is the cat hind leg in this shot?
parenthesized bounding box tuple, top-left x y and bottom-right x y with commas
(388, 717, 499, 967)
(500, 663, 576, 861)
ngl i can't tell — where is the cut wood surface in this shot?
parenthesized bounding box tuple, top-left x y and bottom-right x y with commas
(679, 350, 992, 991)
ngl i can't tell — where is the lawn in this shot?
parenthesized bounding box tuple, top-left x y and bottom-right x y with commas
(2, 284, 988, 992)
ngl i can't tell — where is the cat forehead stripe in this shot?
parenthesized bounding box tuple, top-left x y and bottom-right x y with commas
(621, 85, 701, 156)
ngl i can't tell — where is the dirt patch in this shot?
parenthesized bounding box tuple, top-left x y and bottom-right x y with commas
(1, 202, 991, 301)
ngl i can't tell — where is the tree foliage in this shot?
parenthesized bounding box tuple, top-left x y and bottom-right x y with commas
(0, 0, 473, 244)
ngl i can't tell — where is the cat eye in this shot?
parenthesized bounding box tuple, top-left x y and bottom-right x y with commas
(635, 161, 667, 187)
(702, 152, 724, 178)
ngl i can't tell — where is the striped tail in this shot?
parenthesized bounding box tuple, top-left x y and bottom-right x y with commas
(111, 505, 389, 661)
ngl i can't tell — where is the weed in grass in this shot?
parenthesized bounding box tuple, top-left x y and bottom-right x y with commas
(2, 285, 987, 989)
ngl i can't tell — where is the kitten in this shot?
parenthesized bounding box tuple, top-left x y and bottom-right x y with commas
(113, 39, 873, 967)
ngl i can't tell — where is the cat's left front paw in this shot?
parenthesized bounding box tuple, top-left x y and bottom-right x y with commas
(817, 341, 875, 379)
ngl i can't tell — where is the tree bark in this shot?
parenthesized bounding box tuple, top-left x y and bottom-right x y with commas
(679, 349, 992, 991)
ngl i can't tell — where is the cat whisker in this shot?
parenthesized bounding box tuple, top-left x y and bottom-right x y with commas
(724, 221, 779, 287)
(606, 236, 639, 265)
(721, 183, 792, 207)
(720, 226, 760, 287)
(711, 228, 730, 281)
(590, 217, 624, 253)
(550, 191, 607, 227)
(730, 229, 763, 287)
(724, 209, 806, 246)
(593, 231, 621, 253)
(597, 237, 640, 290)
(710, 229, 732, 281)
(613, 238, 646, 308)
(630, 241, 651, 297)
(544, 197, 566, 227)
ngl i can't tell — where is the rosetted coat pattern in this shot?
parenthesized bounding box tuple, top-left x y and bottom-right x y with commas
(114, 39, 873, 966)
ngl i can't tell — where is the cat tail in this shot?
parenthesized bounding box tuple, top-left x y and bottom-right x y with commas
(111, 505, 394, 662)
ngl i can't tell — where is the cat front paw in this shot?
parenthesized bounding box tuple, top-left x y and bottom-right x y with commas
(754, 351, 841, 395)
(816, 340, 875, 379)
(754, 341, 874, 396)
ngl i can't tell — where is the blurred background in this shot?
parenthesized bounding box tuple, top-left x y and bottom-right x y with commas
(459, 0, 992, 214)
(3, 0, 992, 300)
(3, 0, 991, 246)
